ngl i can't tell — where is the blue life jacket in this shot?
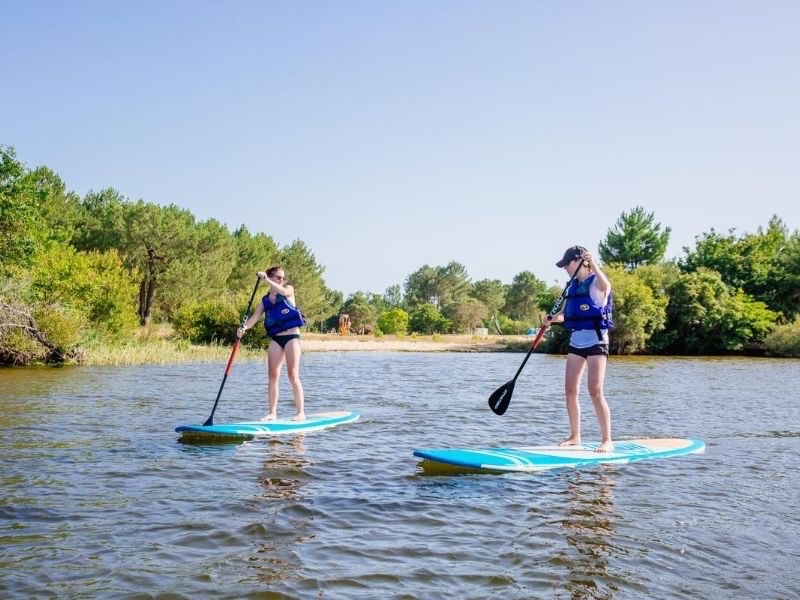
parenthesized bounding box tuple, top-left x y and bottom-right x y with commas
(563, 274, 613, 340)
(262, 294, 306, 337)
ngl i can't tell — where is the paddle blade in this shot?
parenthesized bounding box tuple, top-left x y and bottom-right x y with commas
(488, 380, 515, 415)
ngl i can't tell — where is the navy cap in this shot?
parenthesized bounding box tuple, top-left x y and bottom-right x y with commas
(556, 245, 587, 268)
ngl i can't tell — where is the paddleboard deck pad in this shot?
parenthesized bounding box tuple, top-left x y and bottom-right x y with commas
(176, 411, 359, 440)
(414, 438, 705, 474)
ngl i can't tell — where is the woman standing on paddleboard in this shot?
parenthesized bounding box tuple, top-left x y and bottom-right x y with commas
(547, 246, 614, 453)
(237, 266, 306, 421)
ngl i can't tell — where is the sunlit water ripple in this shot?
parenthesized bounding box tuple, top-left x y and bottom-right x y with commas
(2, 352, 799, 598)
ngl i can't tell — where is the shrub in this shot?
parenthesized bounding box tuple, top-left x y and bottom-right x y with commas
(173, 297, 270, 348)
(28, 245, 139, 339)
(763, 318, 800, 357)
(377, 308, 409, 335)
(173, 299, 239, 344)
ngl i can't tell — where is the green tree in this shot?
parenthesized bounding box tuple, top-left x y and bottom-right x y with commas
(772, 230, 800, 321)
(280, 239, 333, 329)
(436, 261, 471, 310)
(404, 265, 439, 308)
(383, 285, 403, 309)
(409, 303, 449, 334)
(680, 216, 789, 319)
(634, 262, 681, 303)
(0, 146, 40, 269)
(446, 297, 489, 334)
(71, 188, 129, 254)
(173, 295, 247, 345)
(72, 194, 237, 325)
(342, 292, 377, 334)
(604, 265, 667, 354)
(504, 271, 547, 322)
(651, 268, 777, 354)
(763, 316, 800, 358)
(27, 244, 139, 338)
(322, 288, 344, 332)
(227, 226, 281, 291)
(157, 217, 238, 318)
(599, 206, 670, 270)
(471, 279, 506, 333)
(377, 307, 409, 335)
(28, 166, 81, 245)
(404, 261, 471, 310)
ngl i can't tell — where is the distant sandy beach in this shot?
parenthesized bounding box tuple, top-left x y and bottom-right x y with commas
(300, 333, 528, 352)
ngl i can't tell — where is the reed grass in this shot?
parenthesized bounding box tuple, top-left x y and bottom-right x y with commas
(81, 339, 264, 366)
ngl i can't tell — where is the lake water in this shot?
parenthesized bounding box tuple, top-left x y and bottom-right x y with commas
(2, 352, 799, 599)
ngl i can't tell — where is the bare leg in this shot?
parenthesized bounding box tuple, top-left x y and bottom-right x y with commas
(559, 353, 586, 446)
(263, 341, 284, 420)
(587, 354, 613, 452)
(284, 339, 305, 420)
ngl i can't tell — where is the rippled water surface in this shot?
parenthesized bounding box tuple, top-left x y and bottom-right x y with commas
(2, 352, 799, 599)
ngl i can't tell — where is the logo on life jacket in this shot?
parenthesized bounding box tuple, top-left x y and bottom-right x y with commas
(281, 308, 290, 315)
(579, 303, 590, 311)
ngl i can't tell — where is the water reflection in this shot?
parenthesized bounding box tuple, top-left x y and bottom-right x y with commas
(554, 469, 620, 599)
(255, 435, 309, 501)
(246, 435, 313, 587)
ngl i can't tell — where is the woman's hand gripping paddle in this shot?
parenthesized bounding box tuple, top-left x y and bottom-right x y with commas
(203, 277, 261, 426)
(488, 259, 584, 416)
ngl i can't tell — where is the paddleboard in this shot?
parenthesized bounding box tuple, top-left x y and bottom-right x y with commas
(414, 438, 705, 474)
(176, 410, 359, 440)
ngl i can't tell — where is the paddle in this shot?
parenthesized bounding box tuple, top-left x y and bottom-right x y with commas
(203, 277, 261, 426)
(488, 258, 585, 415)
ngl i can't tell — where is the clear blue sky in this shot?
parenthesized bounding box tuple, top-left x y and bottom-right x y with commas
(3, 1, 799, 296)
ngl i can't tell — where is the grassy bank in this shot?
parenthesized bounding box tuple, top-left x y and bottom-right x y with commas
(80, 339, 264, 366)
(80, 333, 526, 366)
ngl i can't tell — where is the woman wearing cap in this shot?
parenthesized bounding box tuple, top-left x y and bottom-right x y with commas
(547, 246, 614, 453)
(237, 266, 306, 421)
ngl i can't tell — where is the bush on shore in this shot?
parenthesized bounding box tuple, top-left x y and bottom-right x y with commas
(763, 318, 800, 357)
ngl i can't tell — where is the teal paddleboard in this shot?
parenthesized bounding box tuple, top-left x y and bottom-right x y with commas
(414, 438, 705, 474)
(176, 410, 359, 440)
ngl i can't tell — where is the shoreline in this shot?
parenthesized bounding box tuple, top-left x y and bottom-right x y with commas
(299, 333, 527, 353)
(75, 333, 530, 366)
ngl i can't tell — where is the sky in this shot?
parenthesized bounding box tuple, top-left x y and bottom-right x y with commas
(3, 1, 799, 296)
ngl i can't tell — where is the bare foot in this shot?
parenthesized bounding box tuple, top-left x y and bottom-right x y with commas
(260, 413, 277, 422)
(558, 436, 581, 447)
(291, 412, 306, 421)
(595, 440, 614, 453)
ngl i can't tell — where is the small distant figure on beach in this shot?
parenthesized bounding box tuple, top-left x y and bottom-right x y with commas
(237, 266, 306, 421)
(338, 313, 351, 336)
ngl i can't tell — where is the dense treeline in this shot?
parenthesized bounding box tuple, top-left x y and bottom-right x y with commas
(1, 146, 799, 364)
(344, 207, 799, 357)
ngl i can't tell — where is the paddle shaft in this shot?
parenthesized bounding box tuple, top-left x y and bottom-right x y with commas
(513, 257, 585, 380)
(203, 277, 261, 426)
(488, 259, 585, 415)
(508, 325, 549, 382)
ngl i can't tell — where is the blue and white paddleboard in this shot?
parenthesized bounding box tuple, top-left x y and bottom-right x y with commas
(176, 410, 359, 440)
(414, 438, 705, 474)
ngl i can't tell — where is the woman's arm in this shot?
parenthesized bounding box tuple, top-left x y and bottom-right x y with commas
(581, 250, 610, 303)
(257, 271, 295, 300)
(237, 302, 264, 337)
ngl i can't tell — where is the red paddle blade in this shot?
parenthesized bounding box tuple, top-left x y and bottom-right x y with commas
(488, 380, 515, 415)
